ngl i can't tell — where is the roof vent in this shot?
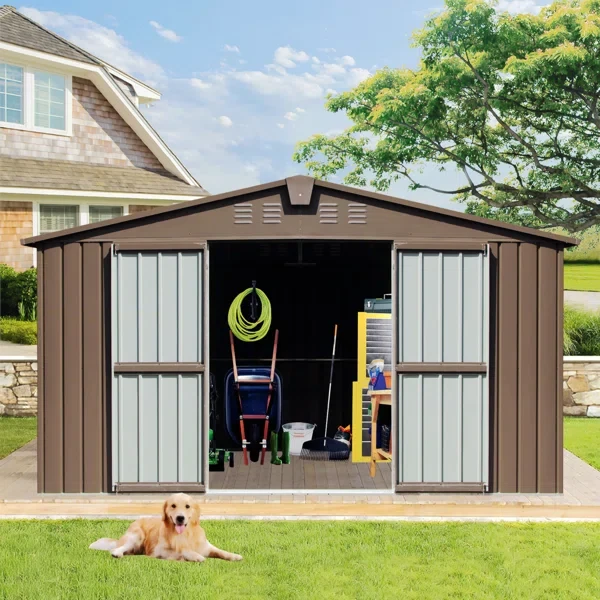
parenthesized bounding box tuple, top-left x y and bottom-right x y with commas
(263, 202, 282, 225)
(319, 202, 338, 224)
(348, 203, 367, 225)
(234, 203, 253, 225)
(286, 175, 314, 205)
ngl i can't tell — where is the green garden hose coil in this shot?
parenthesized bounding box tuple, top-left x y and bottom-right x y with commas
(228, 287, 272, 342)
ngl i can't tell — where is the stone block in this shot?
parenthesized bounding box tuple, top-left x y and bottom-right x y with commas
(31, 363, 37, 372)
(564, 406, 588, 416)
(13, 385, 31, 398)
(0, 387, 16, 404)
(587, 406, 600, 418)
(563, 382, 575, 406)
(0, 373, 16, 387)
(0, 403, 5, 415)
(0, 363, 15, 373)
(15, 363, 31, 371)
(568, 375, 589, 393)
(588, 376, 600, 391)
(17, 371, 36, 378)
(17, 376, 36, 385)
(563, 371, 576, 378)
(573, 390, 600, 406)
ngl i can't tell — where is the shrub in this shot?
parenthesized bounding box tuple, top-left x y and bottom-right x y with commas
(0, 318, 37, 345)
(564, 306, 600, 356)
(0, 265, 37, 320)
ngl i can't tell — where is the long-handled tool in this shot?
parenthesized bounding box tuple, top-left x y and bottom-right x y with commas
(300, 324, 350, 461)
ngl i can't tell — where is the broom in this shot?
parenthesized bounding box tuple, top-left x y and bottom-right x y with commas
(300, 324, 350, 461)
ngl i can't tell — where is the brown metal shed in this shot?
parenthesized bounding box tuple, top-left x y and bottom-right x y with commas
(22, 175, 576, 495)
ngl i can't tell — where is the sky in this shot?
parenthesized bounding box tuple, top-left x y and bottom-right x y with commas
(19, 0, 545, 209)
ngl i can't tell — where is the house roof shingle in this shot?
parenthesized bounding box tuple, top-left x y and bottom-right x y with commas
(0, 6, 97, 64)
(0, 156, 207, 197)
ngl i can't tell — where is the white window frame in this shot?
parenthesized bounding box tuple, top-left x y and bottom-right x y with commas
(32, 200, 130, 266)
(0, 59, 72, 136)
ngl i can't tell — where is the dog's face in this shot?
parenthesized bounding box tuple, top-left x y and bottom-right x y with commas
(162, 493, 199, 534)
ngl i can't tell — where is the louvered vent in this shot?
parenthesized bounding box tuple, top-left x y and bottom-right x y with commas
(234, 203, 253, 225)
(262, 202, 282, 224)
(319, 202, 338, 224)
(348, 203, 367, 225)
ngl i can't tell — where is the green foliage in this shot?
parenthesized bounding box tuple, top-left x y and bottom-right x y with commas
(0, 265, 37, 321)
(464, 200, 543, 228)
(0, 318, 37, 345)
(564, 305, 600, 355)
(295, 0, 600, 233)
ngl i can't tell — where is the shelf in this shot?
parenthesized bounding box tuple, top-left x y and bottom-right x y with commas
(376, 449, 392, 460)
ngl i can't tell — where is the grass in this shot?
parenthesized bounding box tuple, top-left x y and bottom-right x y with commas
(0, 416, 36, 460)
(2, 520, 600, 599)
(563, 305, 600, 355)
(564, 417, 600, 471)
(564, 263, 600, 292)
(0, 318, 37, 345)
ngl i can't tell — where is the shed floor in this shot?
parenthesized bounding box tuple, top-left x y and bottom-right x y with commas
(3, 441, 600, 517)
(208, 452, 392, 490)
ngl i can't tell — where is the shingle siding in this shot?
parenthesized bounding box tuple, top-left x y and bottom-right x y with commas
(0, 201, 33, 271)
(0, 77, 162, 170)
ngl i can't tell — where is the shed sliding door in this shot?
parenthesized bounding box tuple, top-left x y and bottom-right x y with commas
(111, 249, 206, 492)
(395, 249, 489, 492)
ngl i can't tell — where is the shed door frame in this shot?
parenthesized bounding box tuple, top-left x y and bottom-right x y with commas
(110, 242, 209, 493)
(392, 242, 490, 493)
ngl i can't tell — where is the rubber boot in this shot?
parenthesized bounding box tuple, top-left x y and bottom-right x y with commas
(270, 432, 282, 465)
(281, 431, 291, 464)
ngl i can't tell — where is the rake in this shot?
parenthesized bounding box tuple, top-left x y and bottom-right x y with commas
(300, 324, 350, 461)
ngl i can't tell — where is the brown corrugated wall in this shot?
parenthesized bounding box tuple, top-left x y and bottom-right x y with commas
(36, 237, 564, 494)
(38, 242, 108, 493)
(490, 242, 563, 493)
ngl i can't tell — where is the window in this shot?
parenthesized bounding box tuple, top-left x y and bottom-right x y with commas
(0, 63, 24, 124)
(39, 205, 79, 234)
(34, 72, 65, 131)
(89, 205, 124, 223)
(0, 62, 70, 134)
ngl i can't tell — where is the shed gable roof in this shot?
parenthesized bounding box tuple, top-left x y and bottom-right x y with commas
(21, 175, 578, 247)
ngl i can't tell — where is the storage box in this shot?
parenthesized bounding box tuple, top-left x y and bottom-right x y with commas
(364, 294, 392, 313)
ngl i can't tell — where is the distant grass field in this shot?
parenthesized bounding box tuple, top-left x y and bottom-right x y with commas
(564, 263, 600, 292)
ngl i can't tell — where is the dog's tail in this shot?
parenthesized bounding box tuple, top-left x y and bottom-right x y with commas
(89, 537, 118, 551)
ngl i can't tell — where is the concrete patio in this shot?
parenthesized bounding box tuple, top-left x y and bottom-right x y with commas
(2, 439, 600, 519)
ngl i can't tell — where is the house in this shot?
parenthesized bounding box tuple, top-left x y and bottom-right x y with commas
(0, 5, 207, 271)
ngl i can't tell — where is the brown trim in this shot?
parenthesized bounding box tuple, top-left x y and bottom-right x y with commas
(44, 246, 63, 493)
(556, 250, 564, 493)
(116, 483, 206, 493)
(518, 243, 538, 493)
(396, 483, 486, 493)
(113, 363, 205, 373)
(63, 243, 83, 493)
(396, 363, 487, 373)
(102, 242, 112, 493)
(487, 243, 499, 493)
(82, 243, 104, 493)
(537, 247, 558, 493)
(22, 177, 576, 248)
(114, 241, 207, 252)
(36, 250, 44, 493)
(395, 241, 486, 252)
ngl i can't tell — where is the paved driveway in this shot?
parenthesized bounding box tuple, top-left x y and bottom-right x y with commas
(564, 291, 600, 311)
(0, 340, 36, 357)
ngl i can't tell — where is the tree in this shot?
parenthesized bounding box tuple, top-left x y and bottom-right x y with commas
(294, 0, 600, 233)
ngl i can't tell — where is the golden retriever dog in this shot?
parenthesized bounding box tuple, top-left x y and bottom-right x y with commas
(89, 492, 242, 563)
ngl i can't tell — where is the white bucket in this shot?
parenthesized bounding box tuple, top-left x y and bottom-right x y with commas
(282, 422, 316, 455)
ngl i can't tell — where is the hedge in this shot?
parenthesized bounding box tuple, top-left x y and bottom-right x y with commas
(0, 318, 37, 345)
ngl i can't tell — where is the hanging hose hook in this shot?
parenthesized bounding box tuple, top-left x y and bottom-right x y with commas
(250, 280, 258, 322)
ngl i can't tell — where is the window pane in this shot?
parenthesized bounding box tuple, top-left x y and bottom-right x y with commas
(40, 205, 79, 233)
(34, 71, 65, 130)
(89, 205, 124, 223)
(0, 63, 23, 125)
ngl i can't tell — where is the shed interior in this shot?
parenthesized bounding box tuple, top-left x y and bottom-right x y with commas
(208, 240, 392, 490)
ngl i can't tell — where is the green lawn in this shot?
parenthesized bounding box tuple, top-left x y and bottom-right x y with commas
(0, 416, 36, 460)
(2, 521, 600, 599)
(564, 417, 600, 471)
(564, 263, 600, 292)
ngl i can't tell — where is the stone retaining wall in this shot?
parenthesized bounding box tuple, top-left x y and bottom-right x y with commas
(564, 358, 600, 417)
(0, 355, 597, 418)
(0, 359, 37, 417)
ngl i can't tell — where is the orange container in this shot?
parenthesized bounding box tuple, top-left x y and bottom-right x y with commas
(384, 372, 391, 389)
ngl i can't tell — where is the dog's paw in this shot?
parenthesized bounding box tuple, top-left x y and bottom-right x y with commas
(111, 549, 124, 559)
(231, 553, 243, 561)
